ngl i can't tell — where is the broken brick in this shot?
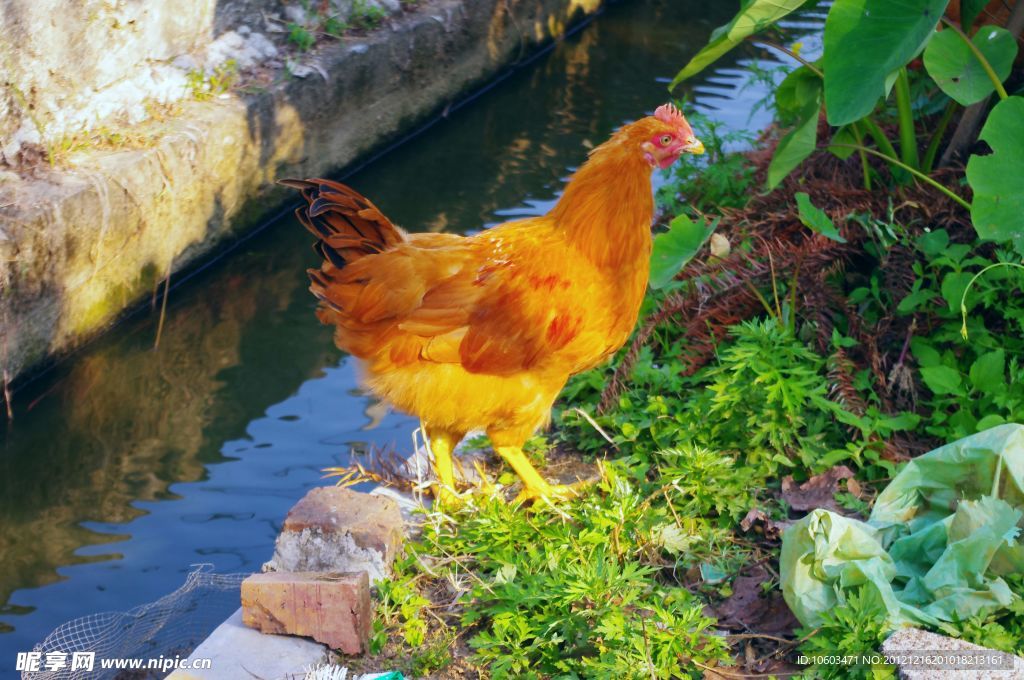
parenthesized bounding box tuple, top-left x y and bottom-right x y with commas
(241, 571, 371, 655)
(266, 486, 404, 582)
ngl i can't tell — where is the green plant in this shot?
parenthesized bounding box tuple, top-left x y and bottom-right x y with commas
(373, 557, 431, 650)
(373, 468, 736, 679)
(323, 15, 347, 37)
(288, 22, 316, 51)
(672, 0, 1024, 252)
(658, 446, 757, 523)
(350, 0, 388, 30)
(797, 586, 897, 679)
(681, 318, 853, 473)
(889, 230, 1024, 441)
(648, 213, 717, 289)
(186, 59, 239, 100)
(656, 109, 757, 216)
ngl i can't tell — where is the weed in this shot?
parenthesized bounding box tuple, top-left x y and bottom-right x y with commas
(47, 125, 160, 165)
(797, 586, 896, 679)
(658, 446, 757, 523)
(186, 59, 239, 100)
(875, 228, 1024, 441)
(371, 466, 736, 678)
(656, 109, 757, 216)
(323, 15, 347, 37)
(287, 22, 316, 51)
(950, 577, 1024, 655)
(350, 0, 388, 30)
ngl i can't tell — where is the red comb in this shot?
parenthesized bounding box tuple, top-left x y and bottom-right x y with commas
(654, 103, 691, 133)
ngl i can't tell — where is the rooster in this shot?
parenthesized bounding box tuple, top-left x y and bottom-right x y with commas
(284, 104, 703, 505)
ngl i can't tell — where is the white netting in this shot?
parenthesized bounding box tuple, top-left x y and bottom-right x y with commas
(25, 565, 246, 680)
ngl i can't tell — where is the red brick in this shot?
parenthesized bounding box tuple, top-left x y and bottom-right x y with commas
(241, 571, 371, 655)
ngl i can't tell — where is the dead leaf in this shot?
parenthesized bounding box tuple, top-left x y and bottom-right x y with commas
(710, 232, 731, 259)
(715, 566, 800, 636)
(739, 508, 793, 542)
(782, 465, 855, 513)
(846, 477, 862, 498)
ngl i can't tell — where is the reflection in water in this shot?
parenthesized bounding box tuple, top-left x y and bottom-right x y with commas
(0, 0, 795, 660)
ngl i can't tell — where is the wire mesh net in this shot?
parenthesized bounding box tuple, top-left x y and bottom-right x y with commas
(24, 565, 245, 680)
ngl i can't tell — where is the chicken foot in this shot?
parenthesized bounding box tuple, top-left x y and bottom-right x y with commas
(495, 446, 581, 505)
(425, 427, 462, 508)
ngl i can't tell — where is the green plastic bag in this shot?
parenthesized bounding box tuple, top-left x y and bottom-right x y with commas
(781, 424, 1024, 631)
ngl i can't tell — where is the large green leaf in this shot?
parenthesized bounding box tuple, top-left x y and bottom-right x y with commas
(767, 67, 823, 188)
(670, 0, 813, 88)
(966, 96, 1024, 249)
(924, 25, 1018, 105)
(959, 0, 989, 30)
(823, 0, 950, 126)
(774, 64, 822, 123)
(649, 214, 715, 289)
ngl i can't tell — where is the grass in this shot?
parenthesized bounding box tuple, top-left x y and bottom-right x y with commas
(281, 0, 393, 54)
(350, 0, 389, 30)
(186, 59, 239, 100)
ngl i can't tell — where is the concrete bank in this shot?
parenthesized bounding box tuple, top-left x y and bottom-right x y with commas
(0, 0, 603, 385)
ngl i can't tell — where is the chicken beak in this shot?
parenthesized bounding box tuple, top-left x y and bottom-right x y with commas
(684, 137, 705, 155)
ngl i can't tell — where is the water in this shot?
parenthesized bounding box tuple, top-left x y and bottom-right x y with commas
(0, 0, 820, 666)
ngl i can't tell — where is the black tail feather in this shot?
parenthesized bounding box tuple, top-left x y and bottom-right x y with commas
(281, 177, 404, 272)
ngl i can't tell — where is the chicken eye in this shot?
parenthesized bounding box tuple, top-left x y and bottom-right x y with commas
(659, 134, 674, 146)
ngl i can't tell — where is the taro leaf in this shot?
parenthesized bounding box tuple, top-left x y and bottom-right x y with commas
(959, 0, 989, 30)
(828, 125, 858, 160)
(767, 69, 823, 188)
(966, 96, 1024, 250)
(670, 0, 813, 88)
(648, 214, 715, 289)
(795, 192, 846, 242)
(924, 26, 1018, 105)
(823, 0, 950, 126)
(775, 65, 822, 123)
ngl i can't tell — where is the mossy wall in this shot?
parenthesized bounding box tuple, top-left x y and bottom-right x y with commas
(0, 0, 604, 384)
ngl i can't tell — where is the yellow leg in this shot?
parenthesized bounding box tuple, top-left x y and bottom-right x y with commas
(495, 446, 579, 504)
(425, 428, 460, 508)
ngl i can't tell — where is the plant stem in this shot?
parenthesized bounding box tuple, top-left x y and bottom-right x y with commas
(850, 122, 872, 190)
(752, 39, 824, 77)
(940, 17, 1010, 100)
(959, 262, 1024, 340)
(154, 260, 173, 349)
(859, 117, 900, 161)
(744, 279, 779, 322)
(921, 100, 957, 174)
(894, 67, 920, 169)
(830, 144, 971, 210)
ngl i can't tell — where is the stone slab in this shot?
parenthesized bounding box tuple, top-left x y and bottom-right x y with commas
(882, 628, 1024, 679)
(166, 607, 329, 680)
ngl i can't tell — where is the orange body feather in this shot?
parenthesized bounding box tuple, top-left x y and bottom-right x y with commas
(286, 109, 697, 452)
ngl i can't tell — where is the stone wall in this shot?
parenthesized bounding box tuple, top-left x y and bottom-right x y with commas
(0, 0, 603, 384)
